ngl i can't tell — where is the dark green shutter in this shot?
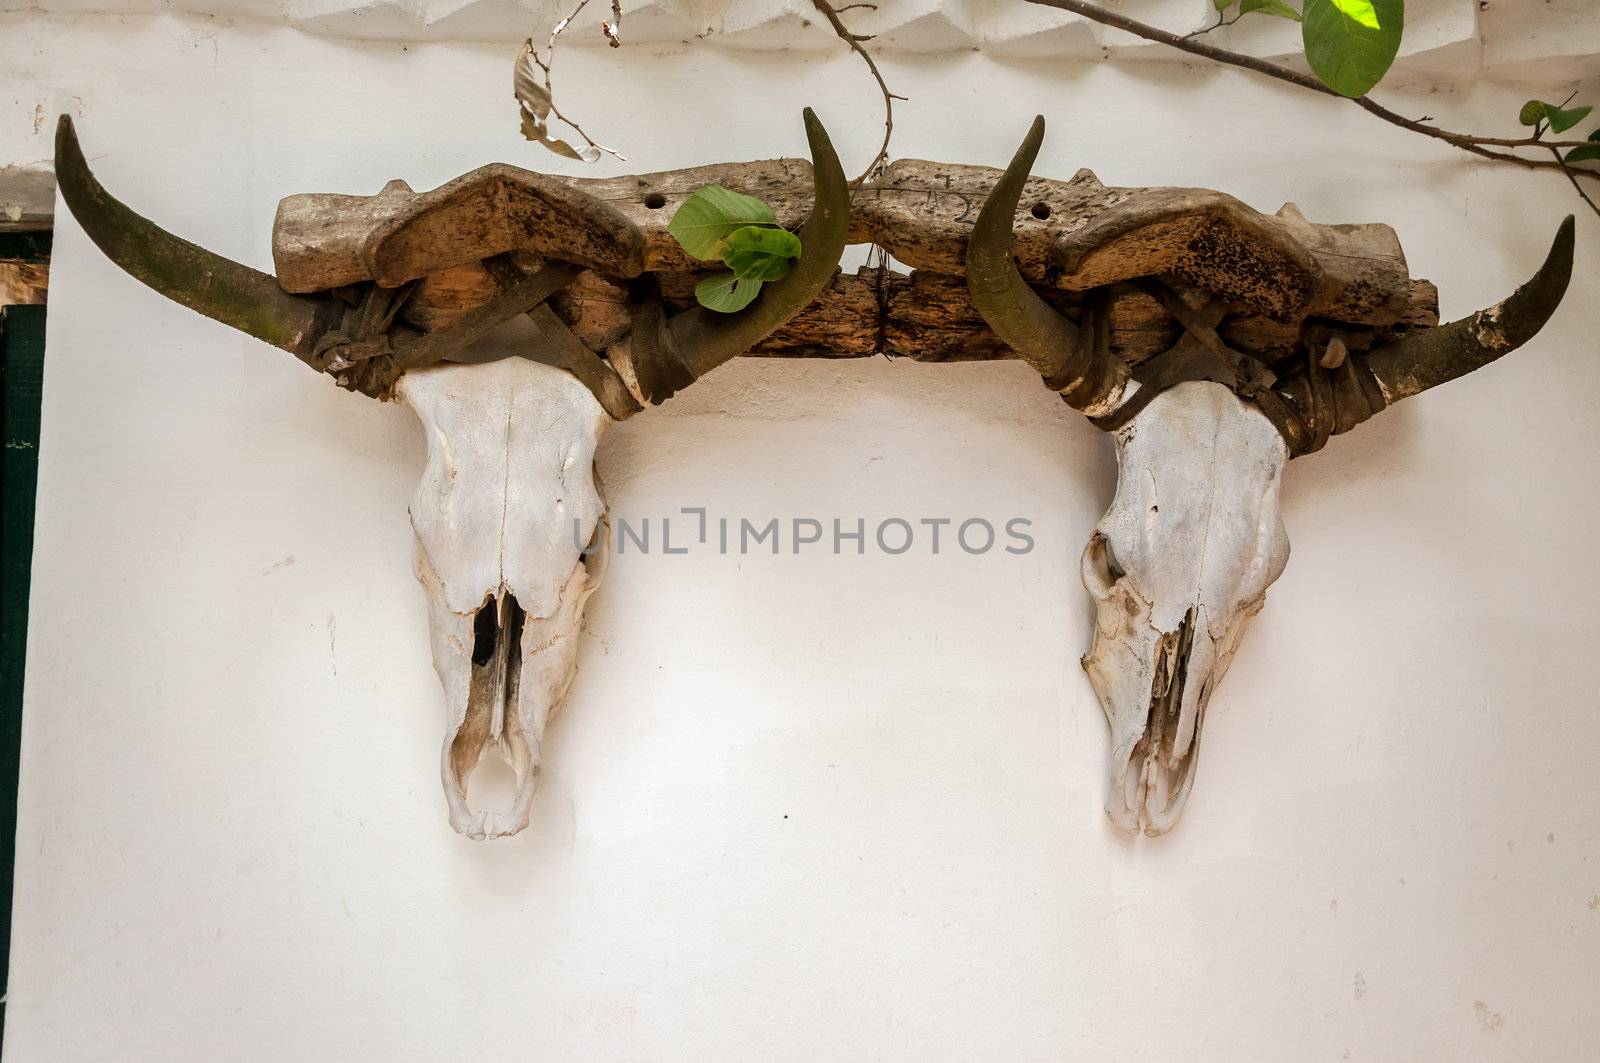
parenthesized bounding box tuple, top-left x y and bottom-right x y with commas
(0, 301, 47, 1050)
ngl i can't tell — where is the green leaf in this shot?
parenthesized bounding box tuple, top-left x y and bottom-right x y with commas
(725, 250, 795, 282)
(1518, 100, 1592, 133)
(1213, 0, 1233, 11)
(1565, 143, 1600, 164)
(1302, 0, 1403, 98)
(1329, 0, 1379, 29)
(667, 186, 779, 261)
(1544, 103, 1593, 134)
(719, 225, 801, 282)
(725, 225, 802, 262)
(1241, 0, 1302, 20)
(694, 271, 764, 313)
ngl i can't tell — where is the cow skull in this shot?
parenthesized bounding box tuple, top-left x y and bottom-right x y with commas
(55, 110, 849, 838)
(399, 357, 609, 839)
(967, 116, 1574, 836)
(1080, 381, 1289, 834)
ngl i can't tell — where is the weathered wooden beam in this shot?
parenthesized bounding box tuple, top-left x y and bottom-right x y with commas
(272, 155, 1416, 335)
(854, 161, 1415, 324)
(504, 266, 1434, 367)
(0, 232, 50, 306)
(273, 160, 828, 293)
(0, 262, 48, 306)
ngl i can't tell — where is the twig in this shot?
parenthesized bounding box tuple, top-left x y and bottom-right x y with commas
(1023, 0, 1600, 188)
(1183, 10, 1243, 40)
(1547, 147, 1600, 221)
(603, 0, 622, 47)
(521, 0, 626, 161)
(810, 0, 906, 185)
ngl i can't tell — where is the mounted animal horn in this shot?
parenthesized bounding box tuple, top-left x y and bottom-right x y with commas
(1263, 216, 1576, 454)
(965, 115, 1128, 417)
(55, 114, 339, 368)
(54, 115, 631, 398)
(619, 107, 851, 405)
(1362, 215, 1575, 404)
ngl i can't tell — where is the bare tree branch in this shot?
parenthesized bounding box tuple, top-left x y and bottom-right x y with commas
(810, 0, 907, 185)
(516, 0, 626, 162)
(1183, 9, 1244, 40)
(1547, 147, 1600, 221)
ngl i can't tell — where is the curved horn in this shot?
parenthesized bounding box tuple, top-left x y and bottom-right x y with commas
(1363, 216, 1575, 403)
(966, 115, 1127, 415)
(54, 115, 336, 365)
(666, 107, 851, 379)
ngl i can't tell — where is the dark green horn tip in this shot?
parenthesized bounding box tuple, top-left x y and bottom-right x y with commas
(1010, 116, 1045, 174)
(1553, 214, 1576, 262)
(798, 108, 840, 175)
(1519, 214, 1576, 333)
(55, 114, 83, 170)
(1526, 214, 1575, 302)
(801, 107, 827, 143)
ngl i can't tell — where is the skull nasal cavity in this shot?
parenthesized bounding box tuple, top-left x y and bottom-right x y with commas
(472, 593, 526, 666)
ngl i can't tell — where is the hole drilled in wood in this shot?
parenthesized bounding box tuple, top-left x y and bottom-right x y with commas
(1031, 201, 1052, 220)
(644, 193, 667, 209)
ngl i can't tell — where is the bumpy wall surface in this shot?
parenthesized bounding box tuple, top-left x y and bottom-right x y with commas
(4, 4, 1599, 1059)
(0, 0, 1593, 77)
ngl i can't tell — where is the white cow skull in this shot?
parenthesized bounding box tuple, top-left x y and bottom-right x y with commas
(1080, 381, 1289, 835)
(398, 358, 610, 840)
(53, 110, 850, 839)
(966, 117, 1573, 835)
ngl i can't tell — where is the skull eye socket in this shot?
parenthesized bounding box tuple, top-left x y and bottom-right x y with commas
(1081, 531, 1125, 599)
(580, 510, 611, 587)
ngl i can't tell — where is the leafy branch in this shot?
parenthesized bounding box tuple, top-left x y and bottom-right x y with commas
(667, 186, 804, 312)
(1186, 0, 1298, 41)
(1022, 0, 1600, 219)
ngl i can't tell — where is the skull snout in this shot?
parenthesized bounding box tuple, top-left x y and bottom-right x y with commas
(443, 589, 537, 841)
(1084, 599, 1218, 836)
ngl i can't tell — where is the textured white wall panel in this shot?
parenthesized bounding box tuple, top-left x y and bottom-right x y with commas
(0, 0, 1588, 80)
(3, 6, 1598, 1061)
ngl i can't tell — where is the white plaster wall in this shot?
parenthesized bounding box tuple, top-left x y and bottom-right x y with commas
(1, 0, 1595, 81)
(4, 9, 1599, 1060)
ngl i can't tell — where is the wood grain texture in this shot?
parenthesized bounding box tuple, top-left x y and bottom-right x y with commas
(527, 266, 1437, 366)
(274, 160, 825, 292)
(269, 153, 1440, 386)
(856, 161, 1414, 323)
(278, 154, 1420, 347)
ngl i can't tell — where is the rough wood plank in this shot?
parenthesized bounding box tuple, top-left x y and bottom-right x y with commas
(856, 160, 1414, 323)
(274, 153, 1424, 351)
(274, 169, 644, 292)
(402, 264, 1439, 370)
(273, 160, 826, 293)
(401, 261, 499, 331)
(272, 180, 417, 293)
(565, 160, 819, 274)
(0, 262, 48, 305)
